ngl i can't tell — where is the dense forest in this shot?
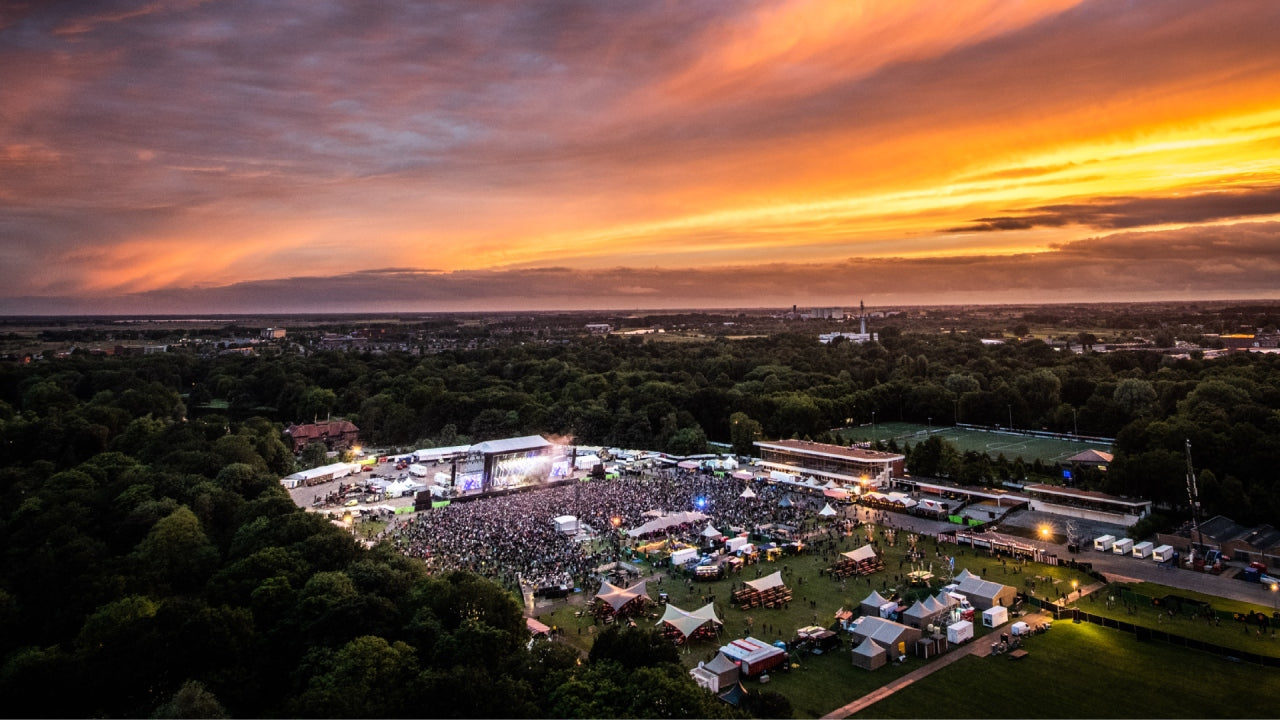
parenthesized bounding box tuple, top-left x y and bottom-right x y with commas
(2, 326, 1279, 715)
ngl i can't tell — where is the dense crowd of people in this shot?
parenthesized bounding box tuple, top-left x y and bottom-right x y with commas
(385, 468, 837, 592)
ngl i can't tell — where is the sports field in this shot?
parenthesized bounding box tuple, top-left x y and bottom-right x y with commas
(839, 422, 1112, 466)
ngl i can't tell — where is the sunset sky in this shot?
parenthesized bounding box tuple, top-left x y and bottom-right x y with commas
(3, 0, 1280, 314)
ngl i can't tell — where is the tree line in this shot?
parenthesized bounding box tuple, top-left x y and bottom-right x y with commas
(2, 327, 1280, 714)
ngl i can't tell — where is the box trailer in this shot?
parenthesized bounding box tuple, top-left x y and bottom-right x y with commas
(946, 620, 973, 644)
(1093, 534, 1116, 552)
(1112, 537, 1134, 554)
(1132, 541, 1154, 559)
(982, 606, 1008, 628)
(1152, 544, 1175, 562)
(670, 547, 699, 566)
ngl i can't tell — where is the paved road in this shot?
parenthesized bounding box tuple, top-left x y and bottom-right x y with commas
(844, 505, 1279, 609)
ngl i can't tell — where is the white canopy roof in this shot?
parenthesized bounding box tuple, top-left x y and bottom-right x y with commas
(745, 571, 786, 592)
(853, 637, 887, 658)
(843, 545, 878, 563)
(626, 511, 709, 538)
(818, 503, 838, 517)
(657, 601, 724, 639)
(701, 524, 724, 538)
(861, 590, 890, 607)
(595, 580, 649, 612)
(739, 486, 757, 498)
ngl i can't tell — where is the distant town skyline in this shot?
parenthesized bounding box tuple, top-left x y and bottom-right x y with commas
(4, 1, 1280, 315)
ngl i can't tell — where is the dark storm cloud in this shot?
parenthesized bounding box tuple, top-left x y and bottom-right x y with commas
(943, 186, 1280, 233)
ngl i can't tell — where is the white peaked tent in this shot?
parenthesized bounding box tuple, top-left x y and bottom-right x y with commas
(824, 479, 841, 489)
(902, 600, 932, 627)
(860, 590, 890, 616)
(954, 568, 977, 583)
(843, 545, 878, 564)
(818, 503, 838, 517)
(934, 591, 960, 609)
(739, 486, 757, 499)
(851, 636, 888, 670)
(745, 571, 785, 593)
(701, 524, 724, 539)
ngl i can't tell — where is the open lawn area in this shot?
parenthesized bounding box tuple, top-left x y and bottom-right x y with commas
(839, 422, 1111, 466)
(1060, 580, 1280, 659)
(530, 521, 1103, 717)
(859, 620, 1280, 718)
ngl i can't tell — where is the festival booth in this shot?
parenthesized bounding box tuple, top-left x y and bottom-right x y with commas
(954, 572, 1017, 611)
(850, 616, 922, 658)
(818, 503, 839, 519)
(796, 625, 840, 654)
(738, 486, 757, 499)
(656, 601, 724, 644)
(851, 637, 887, 670)
(732, 571, 793, 610)
(701, 524, 725, 543)
(902, 599, 946, 629)
(677, 460, 700, 471)
(859, 590, 892, 618)
(553, 515, 579, 535)
(830, 544, 885, 579)
(718, 637, 787, 677)
(690, 652, 741, 693)
(732, 470, 755, 481)
(593, 580, 651, 620)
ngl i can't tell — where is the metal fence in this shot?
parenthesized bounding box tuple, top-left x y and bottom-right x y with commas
(1024, 596, 1280, 667)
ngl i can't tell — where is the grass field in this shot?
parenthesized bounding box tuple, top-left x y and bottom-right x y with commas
(839, 422, 1112, 466)
(858, 621, 1280, 718)
(528, 520, 1280, 717)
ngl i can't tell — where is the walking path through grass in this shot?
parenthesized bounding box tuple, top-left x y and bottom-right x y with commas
(822, 611, 1054, 719)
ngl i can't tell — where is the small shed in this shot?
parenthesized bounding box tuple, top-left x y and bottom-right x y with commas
(982, 606, 1009, 628)
(1132, 541, 1154, 559)
(851, 637, 887, 671)
(553, 515, 578, 534)
(1094, 534, 1116, 552)
(1112, 537, 1134, 554)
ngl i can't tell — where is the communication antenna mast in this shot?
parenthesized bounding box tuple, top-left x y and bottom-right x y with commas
(1185, 439, 1205, 554)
